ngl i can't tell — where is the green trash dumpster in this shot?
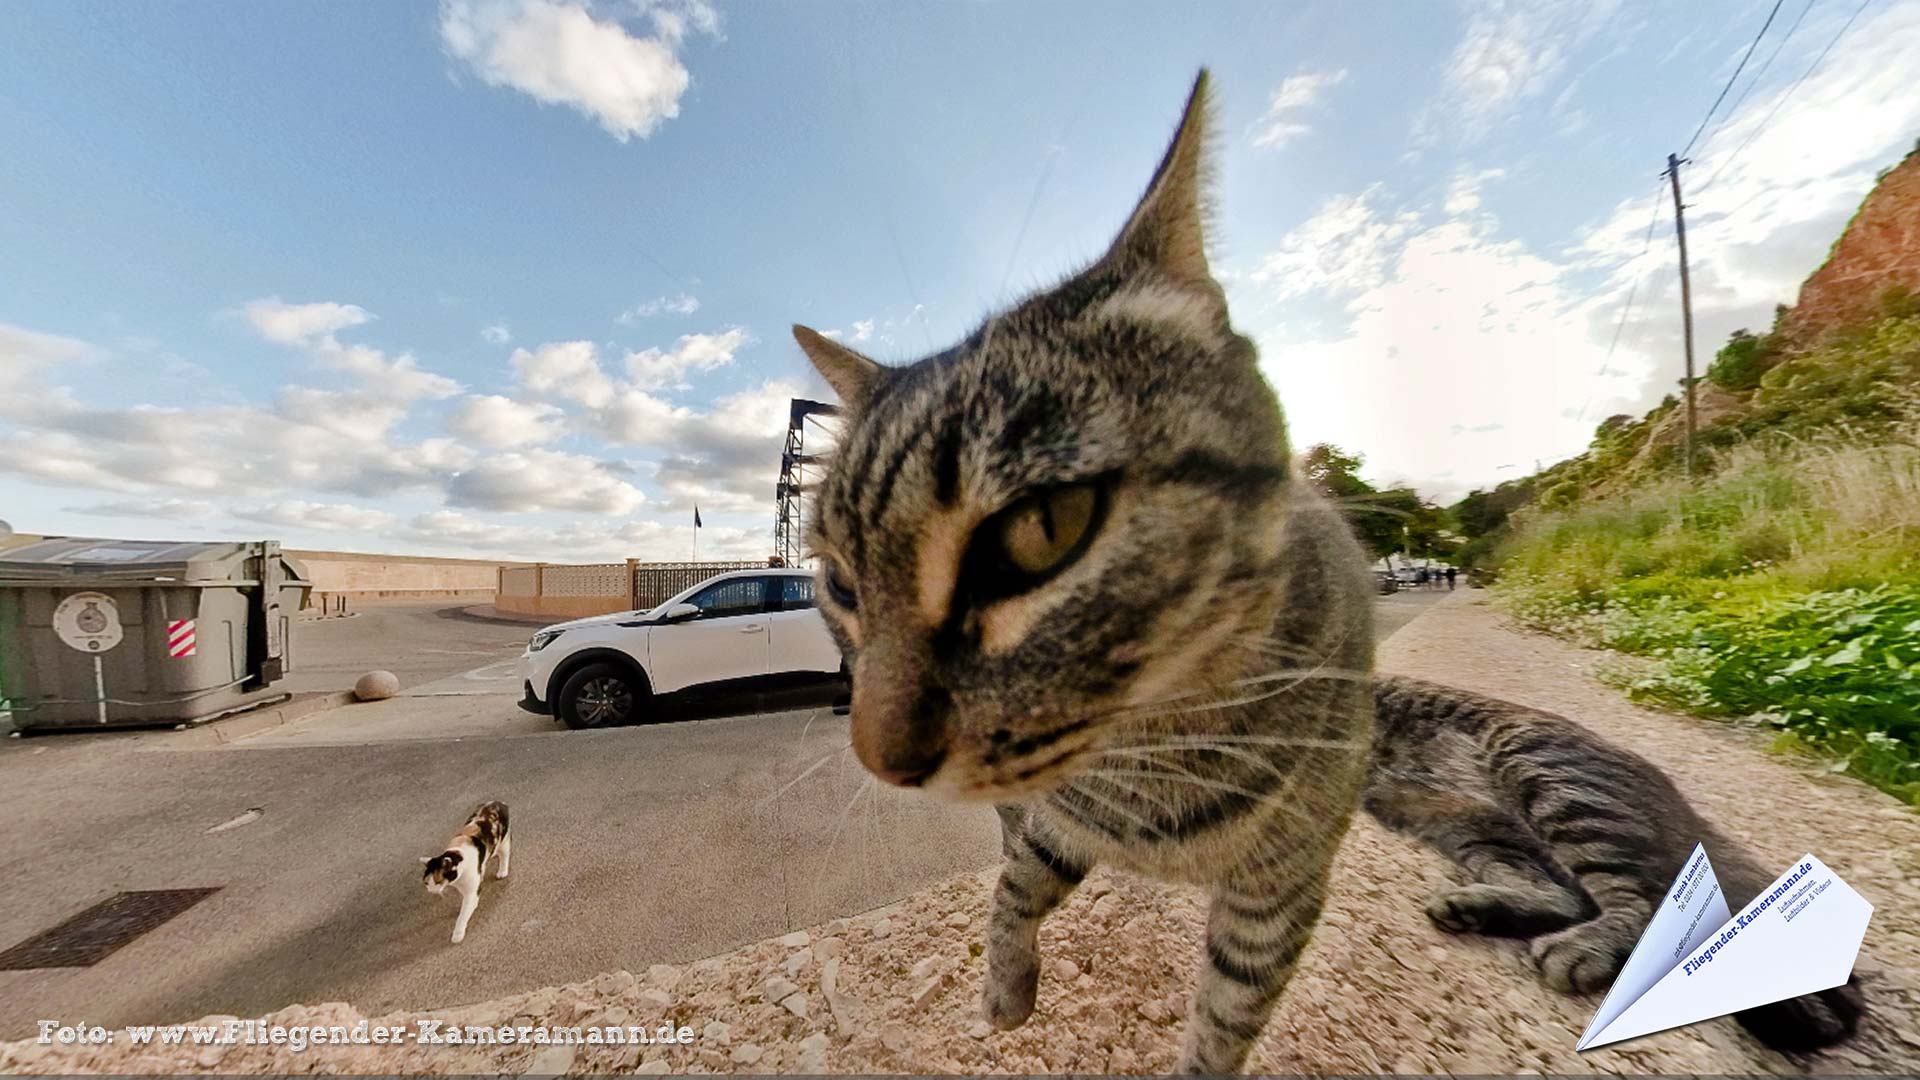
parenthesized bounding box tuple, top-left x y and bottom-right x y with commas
(0, 538, 310, 731)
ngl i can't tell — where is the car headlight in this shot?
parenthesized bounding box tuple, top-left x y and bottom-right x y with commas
(528, 629, 564, 652)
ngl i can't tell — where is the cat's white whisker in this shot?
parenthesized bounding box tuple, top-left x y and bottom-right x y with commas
(1058, 776, 1168, 840)
(760, 742, 855, 806)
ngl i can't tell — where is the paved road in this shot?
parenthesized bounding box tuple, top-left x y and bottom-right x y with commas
(0, 593, 1445, 1038)
(279, 604, 535, 695)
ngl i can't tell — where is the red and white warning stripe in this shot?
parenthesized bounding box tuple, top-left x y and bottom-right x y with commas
(167, 619, 197, 658)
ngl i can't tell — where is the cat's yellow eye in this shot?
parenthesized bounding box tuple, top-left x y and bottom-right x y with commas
(1000, 485, 1100, 575)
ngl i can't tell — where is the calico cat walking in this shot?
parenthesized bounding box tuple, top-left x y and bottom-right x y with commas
(793, 71, 1863, 1071)
(420, 800, 511, 944)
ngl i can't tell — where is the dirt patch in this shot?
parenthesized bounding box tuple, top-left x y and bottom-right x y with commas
(8, 594, 1920, 1074)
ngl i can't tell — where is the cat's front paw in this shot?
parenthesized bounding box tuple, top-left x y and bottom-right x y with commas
(450, 930, 466, 944)
(1735, 980, 1865, 1053)
(1426, 883, 1589, 938)
(1529, 921, 1630, 993)
(982, 955, 1040, 1030)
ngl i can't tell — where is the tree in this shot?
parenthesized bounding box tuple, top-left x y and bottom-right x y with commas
(1299, 443, 1444, 562)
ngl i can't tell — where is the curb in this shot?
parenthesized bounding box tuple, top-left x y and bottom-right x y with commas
(160, 690, 357, 748)
(449, 604, 553, 626)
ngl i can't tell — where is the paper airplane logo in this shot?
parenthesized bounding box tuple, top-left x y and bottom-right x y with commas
(1579, 843, 1873, 1050)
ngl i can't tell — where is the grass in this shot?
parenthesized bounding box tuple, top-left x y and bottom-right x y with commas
(1491, 406, 1920, 805)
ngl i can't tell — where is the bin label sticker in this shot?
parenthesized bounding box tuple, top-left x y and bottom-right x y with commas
(53, 591, 124, 653)
(167, 619, 198, 658)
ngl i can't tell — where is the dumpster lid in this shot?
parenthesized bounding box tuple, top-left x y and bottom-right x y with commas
(0, 537, 310, 585)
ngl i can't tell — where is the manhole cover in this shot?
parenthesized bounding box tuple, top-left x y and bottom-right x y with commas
(0, 888, 220, 970)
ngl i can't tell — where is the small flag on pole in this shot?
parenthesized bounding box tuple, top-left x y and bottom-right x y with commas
(694, 505, 703, 528)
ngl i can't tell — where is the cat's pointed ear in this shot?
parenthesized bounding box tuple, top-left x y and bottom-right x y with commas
(1102, 70, 1219, 294)
(418, 855, 433, 864)
(794, 324, 882, 405)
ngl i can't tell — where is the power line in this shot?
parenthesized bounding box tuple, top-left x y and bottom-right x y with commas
(1576, 183, 1667, 423)
(1695, 0, 1818, 157)
(1679, 0, 1786, 158)
(1698, 0, 1876, 195)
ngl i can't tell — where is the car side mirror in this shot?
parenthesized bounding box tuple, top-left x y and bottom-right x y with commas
(664, 602, 701, 623)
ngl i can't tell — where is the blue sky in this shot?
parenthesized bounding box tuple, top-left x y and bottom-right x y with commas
(4, 0, 1918, 561)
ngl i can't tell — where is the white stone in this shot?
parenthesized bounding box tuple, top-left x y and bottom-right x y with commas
(634, 988, 673, 1014)
(522, 1043, 575, 1076)
(785, 946, 813, 976)
(730, 1043, 764, 1065)
(821, 957, 860, 1031)
(762, 976, 801, 1003)
(781, 994, 810, 1019)
(871, 917, 894, 938)
(1050, 957, 1081, 981)
(776, 929, 812, 949)
(633, 1058, 672, 1075)
(644, 963, 683, 990)
(353, 669, 399, 701)
(965, 1019, 993, 1039)
(878, 1022, 911, 1052)
(796, 1031, 832, 1074)
(702, 1020, 732, 1045)
(1089, 893, 1120, 922)
(815, 936, 845, 962)
(942, 911, 971, 929)
(595, 970, 637, 995)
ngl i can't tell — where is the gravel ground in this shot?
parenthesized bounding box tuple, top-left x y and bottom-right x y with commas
(8, 593, 1919, 1074)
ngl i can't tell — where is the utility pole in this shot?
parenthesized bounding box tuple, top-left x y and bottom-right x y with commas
(1667, 152, 1698, 479)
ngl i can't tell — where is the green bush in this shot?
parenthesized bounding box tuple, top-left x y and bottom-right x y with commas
(1492, 391, 1920, 804)
(1708, 329, 1779, 391)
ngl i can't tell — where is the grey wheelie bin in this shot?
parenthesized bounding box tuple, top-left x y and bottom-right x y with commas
(0, 538, 310, 732)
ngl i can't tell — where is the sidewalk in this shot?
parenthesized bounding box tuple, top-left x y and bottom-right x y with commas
(9, 593, 1917, 1075)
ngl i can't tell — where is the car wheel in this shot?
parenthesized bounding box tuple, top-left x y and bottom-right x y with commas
(831, 661, 852, 715)
(558, 662, 644, 729)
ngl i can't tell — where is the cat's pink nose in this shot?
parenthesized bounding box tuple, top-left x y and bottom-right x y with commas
(849, 663, 951, 787)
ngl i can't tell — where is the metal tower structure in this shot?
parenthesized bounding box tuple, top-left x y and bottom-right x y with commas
(774, 398, 841, 567)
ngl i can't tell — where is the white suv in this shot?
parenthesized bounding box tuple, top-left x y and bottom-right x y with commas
(517, 568, 847, 729)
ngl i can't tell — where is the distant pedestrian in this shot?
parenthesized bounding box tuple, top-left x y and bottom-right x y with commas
(1446, 566, 1457, 590)
(1415, 567, 1428, 588)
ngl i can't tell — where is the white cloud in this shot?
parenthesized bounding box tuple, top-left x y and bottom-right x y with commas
(247, 297, 460, 402)
(244, 299, 371, 346)
(624, 327, 750, 390)
(511, 340, 617, 407)
(1260, 212, 1626, 501)
(68, 497, 217, 521)
(1443, 168, 1506, 216)
(482, 323, 513, 344)
(1251, 68, 1347, 150)
(447, 394, 567, 448)
(0, 321, 89, 418)
(446, 448, 647, 514)
(1251, 186, 1420, 304)
(1423, 0, 1617, 140)
(438, 0, 709, 142)
(616, 292, 700, 322)
(233, 500, 396, 531)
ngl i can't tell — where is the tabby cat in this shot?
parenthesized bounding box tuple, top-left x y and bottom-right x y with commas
(793, 72, 1861, 1071)
(1369, 676, 1863, 1052)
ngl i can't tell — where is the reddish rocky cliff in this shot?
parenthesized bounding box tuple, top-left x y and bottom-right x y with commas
(1780, 146, 1920, 346)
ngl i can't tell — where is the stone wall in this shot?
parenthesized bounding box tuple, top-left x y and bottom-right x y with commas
(287, 549, 530, 605)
